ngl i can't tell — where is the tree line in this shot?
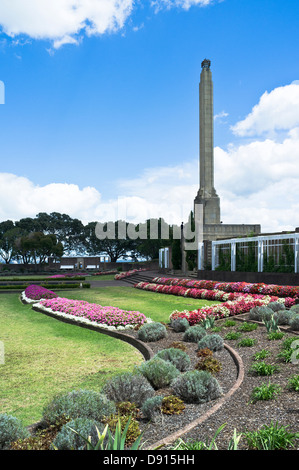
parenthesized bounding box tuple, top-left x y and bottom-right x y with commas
(0, 212, 179, 264)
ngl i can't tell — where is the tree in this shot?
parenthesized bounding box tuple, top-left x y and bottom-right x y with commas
(15, 232, 63, 264)
(0, 227, 21, 263)
(35, 212, 85, 255)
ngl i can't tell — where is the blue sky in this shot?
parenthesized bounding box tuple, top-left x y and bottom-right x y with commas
(0, 0, 299, 231)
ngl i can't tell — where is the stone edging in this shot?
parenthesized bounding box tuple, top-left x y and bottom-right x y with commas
(145, 342, 244, 450)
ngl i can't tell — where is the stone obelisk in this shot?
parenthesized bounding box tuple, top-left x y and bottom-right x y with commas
(194, 59, 220, 225)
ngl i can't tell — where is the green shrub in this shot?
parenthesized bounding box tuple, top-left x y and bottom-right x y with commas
(141, 396, 164, 421)
(138, 357, 180, 389)
(172, 370, 222, 404)
(52, 417, 103, 450)
(155, 348, 191, 372)
(102, 372, 154, 407)
(42, 389, 115, 426)
(183, 325, 207, 343)
(197, 334, 224, 352)
(137, 322, 167, 342)
(171, 317, 190, 332)
(0, 414, 30, 450)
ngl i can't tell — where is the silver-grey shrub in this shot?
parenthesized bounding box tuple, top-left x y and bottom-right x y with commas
(197, 334, 224, 352)
(183, 325, 207, 343)
(289, 314, 299, 331)
(102, 372, 154, 407)
(290, 304, 299, 314)
(172, 370, 222, 404)
(42, 389, 116, 426)
(249, 306, 274, 322)
(137, 322, 167, 342)
(0, 414, 30, 450)
(171, 317, 190, 332)
(275, 310, 295, 325)
(155, 348, 191, 372)
(267, 301, 286, 312)
(138, 357, 180, 389)
(52, 417, 104, 450)
(141, 396, 164, 422)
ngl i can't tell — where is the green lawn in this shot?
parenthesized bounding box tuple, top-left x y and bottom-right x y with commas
(0, 286, 219, 426)
(0, 293, 143, 425)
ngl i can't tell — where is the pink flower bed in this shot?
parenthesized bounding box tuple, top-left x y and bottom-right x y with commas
(37, 297, 148, 329)
(92, 270, 118, 276)
(152, 277, 299, 299)
(134, 279, 296, 326)
(115, 269, 147, 280)
(24, 285, 58, 301)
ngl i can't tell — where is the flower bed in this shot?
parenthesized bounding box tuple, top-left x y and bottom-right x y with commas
(47, 273, 86, 279)
(134, 280, 296, 326)
(22, 285, 59, 303)
(35, 297, 150, 330)
(114, 269, 147, 280)
(152, 277, 299, 299)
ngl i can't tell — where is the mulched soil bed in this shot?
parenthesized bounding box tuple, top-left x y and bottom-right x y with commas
(124, 315, 299, 450)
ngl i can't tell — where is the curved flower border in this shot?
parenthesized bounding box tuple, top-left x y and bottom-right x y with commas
(22, 285, 152, 331)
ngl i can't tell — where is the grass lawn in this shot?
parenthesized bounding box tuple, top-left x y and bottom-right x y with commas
(0, 293, 143, 425)
(0, 285, 219, 426)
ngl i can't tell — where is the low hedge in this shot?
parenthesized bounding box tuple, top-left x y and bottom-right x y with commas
(0, 283, 91, 290)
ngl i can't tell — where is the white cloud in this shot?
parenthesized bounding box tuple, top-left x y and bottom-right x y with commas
(231, 81, 299, 137)
(0, 0, 134, 48)
(214, 110, 228, 121)
(151, 0, 214, 11)
(0, 173, 102, 223)
(1, 82, 299, 235)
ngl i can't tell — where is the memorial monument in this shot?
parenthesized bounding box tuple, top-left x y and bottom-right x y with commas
(194, 59, 261, 268)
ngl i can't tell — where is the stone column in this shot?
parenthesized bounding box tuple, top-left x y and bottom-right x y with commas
(194, 59, 220, 225)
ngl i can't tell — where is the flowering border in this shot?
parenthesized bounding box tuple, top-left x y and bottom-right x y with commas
(114, 268, 147, 280)
(134, 279, 296, 326)
(22, 284, 152, 331)
(152, 277, 299, 299)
